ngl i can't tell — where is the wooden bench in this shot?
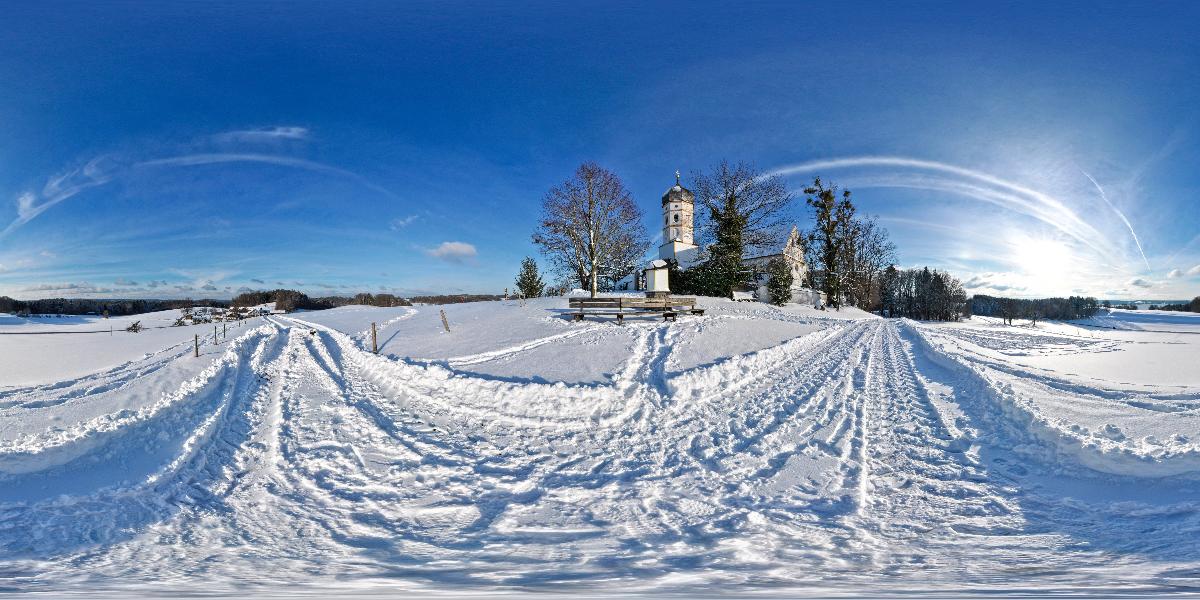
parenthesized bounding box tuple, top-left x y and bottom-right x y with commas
(567, 297, 705, 322)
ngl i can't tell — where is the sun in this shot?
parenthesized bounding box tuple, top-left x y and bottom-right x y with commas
(1012, 237, 1074, 292)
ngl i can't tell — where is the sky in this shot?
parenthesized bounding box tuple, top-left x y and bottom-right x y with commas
(1, 1, 1199, 301)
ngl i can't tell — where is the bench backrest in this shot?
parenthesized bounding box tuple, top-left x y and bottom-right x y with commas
(568, 298, 624, 309)
(623, 298, 695, 309)
(569, 296, 697, 309)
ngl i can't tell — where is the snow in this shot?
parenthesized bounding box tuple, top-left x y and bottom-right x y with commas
(0, 309, 257, 386)
(1, 299, 1198, 596)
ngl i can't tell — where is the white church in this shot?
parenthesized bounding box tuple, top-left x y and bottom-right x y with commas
(625, 172, 826, 306)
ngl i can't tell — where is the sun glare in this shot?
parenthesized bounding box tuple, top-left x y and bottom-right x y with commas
(1013, 237, 1074, 292)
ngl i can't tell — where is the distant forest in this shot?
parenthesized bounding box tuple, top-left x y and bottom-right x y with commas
(0, 290, 503, 317)
(0, 296, 224, 317)
(970, 294, 1100, 324)
(878, 266, 969, 321)
(1149, 297, 1200, 313)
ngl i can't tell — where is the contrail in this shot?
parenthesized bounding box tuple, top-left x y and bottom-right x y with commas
(136, 153, 401, 202)
(1080, 170, 1151, 271)
(768, 156, 1125, 269)
(3, 150, 402, 239)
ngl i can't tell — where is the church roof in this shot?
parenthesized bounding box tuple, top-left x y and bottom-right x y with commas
(662, 170, 694, 205)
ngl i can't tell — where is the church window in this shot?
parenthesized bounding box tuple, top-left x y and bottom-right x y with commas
(673, 214, 679, 223)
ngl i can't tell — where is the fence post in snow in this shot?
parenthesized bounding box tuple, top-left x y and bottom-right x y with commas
(214, 325, 219, 344)
(440, 309, 451, 333)
(194, 334, 199, 357)
(371, 322, 378, 354)
(223, 322, 226, 338)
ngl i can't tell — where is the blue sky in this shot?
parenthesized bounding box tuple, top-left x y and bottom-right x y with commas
(1, 1, 1198, 300)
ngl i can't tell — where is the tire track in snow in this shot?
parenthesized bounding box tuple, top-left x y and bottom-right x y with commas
(6, 312, 1200, 593)
(0, 322, 288, 562)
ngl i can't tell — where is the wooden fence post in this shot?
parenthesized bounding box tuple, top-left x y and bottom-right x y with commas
(371, 322, 378, 353)
(214, 325, 219, 344)
(223, 322, 226, 338)
(440, 309, 451, 333)
(194, 334, 199, 357)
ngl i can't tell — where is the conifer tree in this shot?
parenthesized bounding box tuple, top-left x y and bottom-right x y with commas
(692, 161, 791, 298)
(879, 264, 899, 317)
(804, 177, 853, 309)
(515, 256, 544, 298)
(765, 257, 793, 306)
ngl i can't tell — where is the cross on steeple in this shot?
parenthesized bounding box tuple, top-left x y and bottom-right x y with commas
(675, 170, 681, 185)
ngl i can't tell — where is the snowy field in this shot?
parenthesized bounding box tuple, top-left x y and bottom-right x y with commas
(1, 300, 1199, 597)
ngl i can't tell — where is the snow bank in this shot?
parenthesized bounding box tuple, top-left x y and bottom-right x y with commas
(905, 319, 1200, 478)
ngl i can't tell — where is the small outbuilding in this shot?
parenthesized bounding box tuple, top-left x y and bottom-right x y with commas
(644, 259, 670, 299)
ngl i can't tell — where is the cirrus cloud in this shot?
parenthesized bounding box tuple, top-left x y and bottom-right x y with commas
(211, 126, 309, 144)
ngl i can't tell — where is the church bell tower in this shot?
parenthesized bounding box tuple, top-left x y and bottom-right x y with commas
(658, 171, 699, 267)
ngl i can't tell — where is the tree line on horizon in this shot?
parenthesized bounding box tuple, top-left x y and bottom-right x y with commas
(229, 290, 503, 311)
(970, 294, 1100, 324)
(0, 296, 223, 317)
(878, 266, 970, 321)
(1147, 297, 1200, 313)
(0, 290, 503, 318)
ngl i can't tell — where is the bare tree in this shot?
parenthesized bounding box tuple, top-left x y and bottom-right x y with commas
(691, 161, 793, 256)
(533, 162, 649, 297)
(843, 215, 897, 310)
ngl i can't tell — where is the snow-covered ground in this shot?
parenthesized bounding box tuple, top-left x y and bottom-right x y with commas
(1, 300, 1198, 596)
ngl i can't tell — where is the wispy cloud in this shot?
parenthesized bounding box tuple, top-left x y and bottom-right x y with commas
(1188, 264, 1200, 277)
(22, 282, 114, 294)
(962, 272, 1027, 293)
(211, 126, 309, 143)
(3, 156, 122, 239)
(426, 241, 477, 263)
(389, 215, 419, 230)
(136, 153, 399, 201)
(1167, 269, 1183, 279)
(3, 131, 400, 238)
(1127, 277, 1153, 288)
(769, 156, 1124, 272)
(168, 268, 235, 291)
